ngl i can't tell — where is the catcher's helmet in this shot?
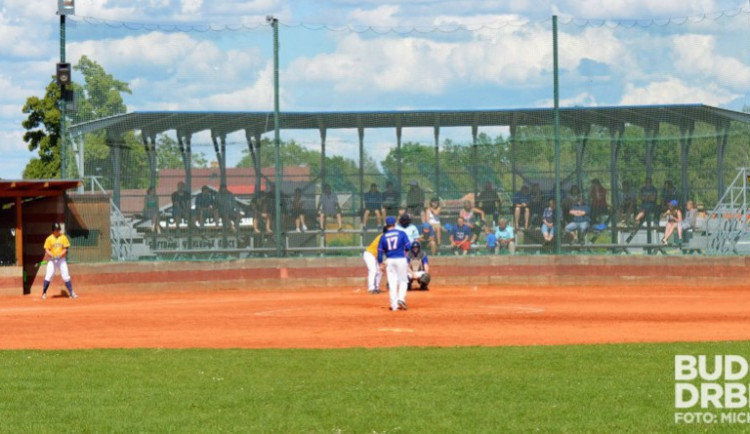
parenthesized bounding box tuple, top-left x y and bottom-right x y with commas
(399, 213, 411, 228)
(411, 240, 421, 251)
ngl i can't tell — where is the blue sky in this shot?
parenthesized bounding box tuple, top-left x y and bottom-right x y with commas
(1, 0, 749, 179)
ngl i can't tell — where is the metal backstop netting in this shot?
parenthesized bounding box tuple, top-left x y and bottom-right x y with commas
(59, 10, 750, 261)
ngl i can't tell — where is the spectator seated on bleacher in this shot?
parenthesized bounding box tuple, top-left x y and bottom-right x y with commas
(406, 180, 426, 224)
(417, 222, 438, 256)
(195, 185, 218, 228)
(171, 181, 193, 229)
(477, 181, 501, 226)
(634, 176, 658, 226)
(541, 199, 555, 246)
(681, 200, 698, 236)
(362, 183, 383, 229)
(564, 196, 590, 243)
(450, 216, 476, 256)
(318, 183, 343, 232)
(142, 187, 161, 234)
(561, 185, 580, 225)
(529, 183, 546, 227)
(216, 185, 241, 233)
(589, 178, 608, 225)
(291, 188, 309, 232)
(661, 199, 682, 246)
(513, 185, 531, 231)
(494, 218, 516, 254)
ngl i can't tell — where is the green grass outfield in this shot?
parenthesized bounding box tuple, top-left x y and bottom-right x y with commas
(1, 342, 746, 433)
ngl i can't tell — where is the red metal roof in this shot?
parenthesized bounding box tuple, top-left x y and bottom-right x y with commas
(0, 180, 81, 199)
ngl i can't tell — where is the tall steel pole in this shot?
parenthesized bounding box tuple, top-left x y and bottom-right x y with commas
(269, 16, 282, 256)
(552, 15, 562, 254)
(60, 13, 67, 179)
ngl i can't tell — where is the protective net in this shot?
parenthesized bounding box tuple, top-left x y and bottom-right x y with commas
(55, 9, 750, 261)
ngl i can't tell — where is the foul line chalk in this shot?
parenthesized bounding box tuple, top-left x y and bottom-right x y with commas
(377, 328, 415, 333)
(480, 305, 545, 314)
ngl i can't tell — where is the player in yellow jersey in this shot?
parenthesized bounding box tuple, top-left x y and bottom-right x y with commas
(363, 225, 387, 294)
(41, 223, 77, 299)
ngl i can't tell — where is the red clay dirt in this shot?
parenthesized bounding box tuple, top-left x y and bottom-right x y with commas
(3, 283, 750, 350)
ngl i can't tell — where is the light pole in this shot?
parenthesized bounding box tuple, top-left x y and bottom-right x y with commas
(267, 15, 282, 256)
(57, 0, 75, 179)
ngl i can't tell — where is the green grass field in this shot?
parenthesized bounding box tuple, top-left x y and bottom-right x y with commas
(0, 342, 744, 433)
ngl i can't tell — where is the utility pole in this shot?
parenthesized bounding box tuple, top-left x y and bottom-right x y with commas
(267, 15, 282, 256)
(57, 1, 75, 179)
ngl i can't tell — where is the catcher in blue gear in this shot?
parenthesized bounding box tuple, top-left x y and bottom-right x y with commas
(406, 240, 431, 291)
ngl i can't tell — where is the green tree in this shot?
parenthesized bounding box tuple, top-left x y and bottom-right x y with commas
(155, 134, 208, 170)
(21, 81, 62, 179)
(22, 55, 137, 182)
(236, 138, 365, 192)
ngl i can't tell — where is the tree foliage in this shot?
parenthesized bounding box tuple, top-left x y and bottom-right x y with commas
(21, 81, 62, 179)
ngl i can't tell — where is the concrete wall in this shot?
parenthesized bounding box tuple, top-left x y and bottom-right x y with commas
(3, 255, 748, 296)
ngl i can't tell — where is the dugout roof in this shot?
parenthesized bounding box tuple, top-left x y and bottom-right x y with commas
(0, 180, 81, 201)
(70, 104, 750, 138)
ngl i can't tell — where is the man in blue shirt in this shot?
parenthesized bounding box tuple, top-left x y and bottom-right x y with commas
(450, 216, 476, 256)
(513, 185, 532, 230)
(362, 183, 383, 229)
(378, 216, 412, 311)
(564, 196, 591, 242)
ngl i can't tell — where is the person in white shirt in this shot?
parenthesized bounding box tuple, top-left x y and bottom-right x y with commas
(396, 212, 420, 243)
(495, 218, 516, 254)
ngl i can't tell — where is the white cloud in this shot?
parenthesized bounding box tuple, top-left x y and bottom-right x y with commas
(673, 34, 750, 91)
(285, 34, 452, 94)
(536, 92, 599, 107)
(0, 18, 53, 58)
(555, 0, 719, 20)
(69, 32, 200, 70)
(0, 129, 28, 153)
(620, 77, 737, 106)
(181, 0, 203, 15)
(347, 5, 402, 26)
(285, 21, 631, 96)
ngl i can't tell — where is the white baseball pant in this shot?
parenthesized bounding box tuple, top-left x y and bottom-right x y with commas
(45, 258, 71, 283)
(385, 257, 408, 310)
(362, 251, 382, 291)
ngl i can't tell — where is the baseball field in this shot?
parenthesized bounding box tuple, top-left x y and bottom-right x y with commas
(1, 256, 749, 432)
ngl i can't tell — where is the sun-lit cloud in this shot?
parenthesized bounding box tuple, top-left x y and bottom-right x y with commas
(620, 77, 737, 106)
(672, 34, 750, 92)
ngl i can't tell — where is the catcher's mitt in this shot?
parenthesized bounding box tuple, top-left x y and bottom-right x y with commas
(418, 273, 431, 286)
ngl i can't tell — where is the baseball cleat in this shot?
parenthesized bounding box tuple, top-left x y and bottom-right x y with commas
(69, 292, 78, 299)
(41, 293, 46, 300)
(367, 289, 378, 295)
(398, 300, 408, 310)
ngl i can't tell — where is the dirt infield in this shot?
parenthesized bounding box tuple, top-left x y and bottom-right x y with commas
(3, 282, 750, 350)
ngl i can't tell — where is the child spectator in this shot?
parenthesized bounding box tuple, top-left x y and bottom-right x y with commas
(542, 198, 555, 245)
(484, 225, 497, 255)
